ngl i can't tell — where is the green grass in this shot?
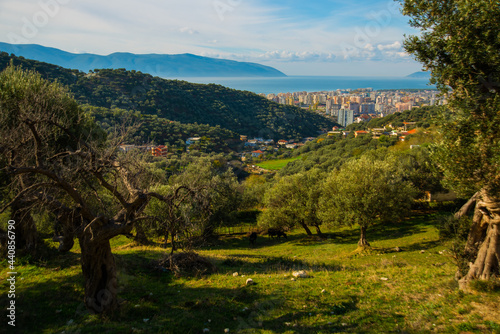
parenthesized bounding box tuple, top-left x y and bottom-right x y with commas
(1, 212, 500, 333)
(256, 157, 302, 170)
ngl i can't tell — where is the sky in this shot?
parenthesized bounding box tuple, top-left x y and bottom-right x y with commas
(0, 0, 424, 76)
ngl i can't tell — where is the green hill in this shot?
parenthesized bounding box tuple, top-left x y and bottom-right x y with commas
(0, 52, 336, 140)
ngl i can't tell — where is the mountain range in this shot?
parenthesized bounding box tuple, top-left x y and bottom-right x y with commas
(0, 42, 286, 78)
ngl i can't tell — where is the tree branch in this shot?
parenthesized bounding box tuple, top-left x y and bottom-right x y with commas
(9, 166, 94, 220)
(454, 191, 481, 220)
(0, 182, 54, 214)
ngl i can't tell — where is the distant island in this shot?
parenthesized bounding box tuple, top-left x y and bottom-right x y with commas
(0, 42, 287, 78)
(407, 71, 431, 79)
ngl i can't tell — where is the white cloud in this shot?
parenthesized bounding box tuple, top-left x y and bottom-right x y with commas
(364, 43, 376, 52)
(377, 41, 402, 51)
(257, 50, 337, 62)
(0, 0, 421, 75)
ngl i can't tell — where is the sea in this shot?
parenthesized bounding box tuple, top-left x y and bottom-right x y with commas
(172, 76, 435, 95)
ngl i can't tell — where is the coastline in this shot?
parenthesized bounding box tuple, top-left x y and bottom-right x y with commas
(170, 76, 435, 95)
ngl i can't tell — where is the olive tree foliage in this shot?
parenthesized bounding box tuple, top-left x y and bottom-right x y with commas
(400, 0, 500, 287)
(318, 155, 417, 247)
(145, 184, 206, 253)
(145, 157, 241, 249)
(240, 174, 273, 210)
(170, 157, 241, 239)
(258, 168, 325, 236)
(0, 66, 200, 314)
(0, 65, 105, 253)
(380, 147, 444, 199)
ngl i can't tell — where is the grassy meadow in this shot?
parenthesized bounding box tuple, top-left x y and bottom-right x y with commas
(255, 157, 302, 171)
(1, 210, 500, 334)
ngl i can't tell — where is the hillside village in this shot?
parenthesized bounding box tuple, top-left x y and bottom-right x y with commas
(124, 94, 435, 162)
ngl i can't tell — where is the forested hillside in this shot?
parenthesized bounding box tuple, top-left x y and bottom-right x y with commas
(347, 106, 439, 131)
(0, 52, 336, 140)
(85, 106, 240, 152)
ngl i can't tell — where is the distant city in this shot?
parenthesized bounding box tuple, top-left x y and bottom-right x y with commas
(261, 88, 446, 127)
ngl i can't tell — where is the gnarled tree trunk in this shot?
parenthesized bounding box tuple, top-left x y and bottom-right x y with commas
(12, 203, 37, 254)
(456, 189, 500, 290)
(299, 221, 313, 236)
(79, 234, 119, 314)
(133, 223, 150, 245)
(313, 224, 324, 237)
(358, 225, 370, 247)
(52, 209, 76, 253)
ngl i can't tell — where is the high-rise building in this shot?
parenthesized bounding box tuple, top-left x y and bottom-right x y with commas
(360, 103, 376, 114)
(338, 108, 354, 127)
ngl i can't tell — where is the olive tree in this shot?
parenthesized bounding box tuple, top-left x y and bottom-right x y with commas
(0, 66, 195, 313)
(400, 0, 500, 288)
(144, 157, 240, 252)
(258, 168, 325, 236)
(318, 155, 417, 247)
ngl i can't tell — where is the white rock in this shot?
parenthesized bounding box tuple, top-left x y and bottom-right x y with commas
(380, 277, 389, 281)
(233, 272, 239, 277)
(246, 278, 254, 286)
(203, 328, 210, 333)
(292, 270, 309, 278)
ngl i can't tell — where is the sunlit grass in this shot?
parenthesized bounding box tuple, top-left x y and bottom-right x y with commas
(1, 212, 499, 333)
(256, 157, 302, 170)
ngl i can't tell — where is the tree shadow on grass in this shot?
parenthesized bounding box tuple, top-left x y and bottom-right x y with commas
(208, 233, 297, 251)
(0, 270, 85, 334)
(211, 253, 345, 274)
(251, 296, 360, 334)
(307, 217, 430, 247)
(404, 239, 444, 252)
(14, 239, 82, 270)
(13, 249, 364, 334)
(116, 285, 362, 334)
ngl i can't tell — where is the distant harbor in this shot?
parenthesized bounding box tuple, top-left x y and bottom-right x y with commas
(173, 76, 435, 95)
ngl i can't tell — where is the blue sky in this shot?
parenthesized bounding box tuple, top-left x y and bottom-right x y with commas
(0, 0, 424, 76)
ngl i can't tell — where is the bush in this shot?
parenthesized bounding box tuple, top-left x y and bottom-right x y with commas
(159, 251, 217, 277)
(438, 215, 471, 241)
(438, 215, 475, 278)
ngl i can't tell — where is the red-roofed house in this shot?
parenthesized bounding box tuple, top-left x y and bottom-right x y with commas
(252, 150, 264, 158)
(354, 131, 369, 138)
(277, 140, 288, 146)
